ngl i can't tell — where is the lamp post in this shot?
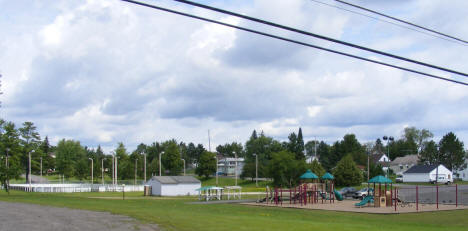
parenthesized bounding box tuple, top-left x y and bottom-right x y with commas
(112, 155, 115, 185)
(5, 148, 9, 168)
(159, 151, 164, 176)
(383, 136, 394, 177)
(253, 153, 258, 187)
(143, 151, 147, 182)
(89, 158, 93, 184)
(234, 151, 238, 186)
(215, 155, 218, 186)
(182, 158, 186, 176)
(101, 158, 104, 185)
(40, 157, 43, 179)
(29, 150, 35, 187)
(134, 157, 137, 185)
(115, 156, 119, 185)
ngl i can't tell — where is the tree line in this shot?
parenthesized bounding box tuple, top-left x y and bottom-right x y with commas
(1, 118, 466, 190)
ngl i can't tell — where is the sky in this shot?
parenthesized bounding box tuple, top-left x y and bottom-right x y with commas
(1, 0, 468, 153)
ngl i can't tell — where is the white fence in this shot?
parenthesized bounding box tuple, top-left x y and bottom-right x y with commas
(9, 184, 144, 193)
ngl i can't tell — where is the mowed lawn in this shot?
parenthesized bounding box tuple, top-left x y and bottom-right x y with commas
(1, 191, 467, 231)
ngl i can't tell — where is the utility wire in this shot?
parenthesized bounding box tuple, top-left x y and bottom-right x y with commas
(334, 0, 468, 45)
(309, 0, 467, 46)
(171, 0, 468, 78)
(121, 0, 468, 86)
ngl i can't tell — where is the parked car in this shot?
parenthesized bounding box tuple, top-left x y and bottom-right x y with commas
(338, 187, 357, 198)
(395, 175, 403, 183)
(353, 188, 374, 199)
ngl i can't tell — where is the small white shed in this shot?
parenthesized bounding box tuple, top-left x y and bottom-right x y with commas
(147, 176, 201, 196)
(403, 164, 453, 183)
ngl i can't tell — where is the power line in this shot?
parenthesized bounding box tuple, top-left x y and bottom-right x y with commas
(170, 0, 468, 78)
(308, 0, 467, 46)
(334, 0, 468, 45)
(121, 0, 468, 86)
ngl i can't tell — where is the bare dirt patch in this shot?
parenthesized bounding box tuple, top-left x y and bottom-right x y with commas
(0, 201, 159, 231)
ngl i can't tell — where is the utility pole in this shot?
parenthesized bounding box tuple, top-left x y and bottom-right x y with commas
(40, 157, 43, 179)
(182, 159, 185, 176)
(234, 151, 238, 186)
(159, 152, 164, 176)
(144, 151, 147, 182)
(134, 157, 137, 185)
(208, 129, 211, 152)
(215, 155, 218, 186)
(112, 155, 115, 185)
(253, 153, 258, 187)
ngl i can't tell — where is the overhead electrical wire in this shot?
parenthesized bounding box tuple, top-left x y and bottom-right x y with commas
(308, 0, 467, 46)
(334, 0, 468, 45)
(170, 0, 468, 78)
(121, 0, 468, 86)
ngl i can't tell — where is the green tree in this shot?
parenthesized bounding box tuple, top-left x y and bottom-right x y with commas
(419, 140, 438, 164)
(439, 132, 466, 171)
(316, 141, 331, 170)
(0, 154, 21, 193)
(162, 140, 183, 175)
(195, 151, 216, 178)
(19, 122, 41, 182)
(243, 131, 285, 179)
(308, 159, 325, 178)
(402, 127, 433, 154)
(55, 139, 85, 179)
(267, 150, 306, 187)
(216, 142, 244, 158)
(333, 155, 362, 187)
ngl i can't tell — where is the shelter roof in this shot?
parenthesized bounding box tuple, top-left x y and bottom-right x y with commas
(368, 175, 392, 184)
(321, 172, 334, 180)
(300, 169, 318, 179)
(150, 176, 201, 184)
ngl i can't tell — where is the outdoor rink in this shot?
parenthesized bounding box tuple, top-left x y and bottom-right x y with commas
(244, 200, 468, 214)
(0, 202, 159, 231)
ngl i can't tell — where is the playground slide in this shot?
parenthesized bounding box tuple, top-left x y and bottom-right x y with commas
(354, 195, 373, 207)
(333, 189, 343, 201)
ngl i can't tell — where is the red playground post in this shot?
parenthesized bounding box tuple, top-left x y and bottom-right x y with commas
(394, 187, 397, 212)
(416, 185, 419, 211)
(281, 188, 283, 206)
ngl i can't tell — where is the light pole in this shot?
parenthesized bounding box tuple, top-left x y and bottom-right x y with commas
(182, 158, 185, 176)
(143, 151, 147, 182)
(29, 150, 35, 187)
(383, 136, 394, 177)
(40, 157, 43, 179)
(88, 158, 93, 184)
(5, 148, 9, 168)
(215, 155, 218, 186)
(234, 151, 238, 186)
(115, 156, 119, 185)
(112, 155, 115, 185)
(101, 158, 104, 185)
(159, 151, 164, 176)
(134, 157, 137, 185)
(253, 153, 258, 187)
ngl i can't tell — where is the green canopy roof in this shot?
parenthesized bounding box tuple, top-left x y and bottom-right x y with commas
(321, 172, 334, 180)
(368, 175, 392, 184)
(300, 169, 318, 179)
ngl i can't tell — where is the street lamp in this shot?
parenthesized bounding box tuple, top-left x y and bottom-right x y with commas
(29, 150, 35, 187)
(89, 158, 93, 184)
(40, 157, 43, 179)
(159, 151, 164, 176)
(383, 136, 394, 177)
(233, 151, 238, 186)
(253, 153, 258, 187)
(181, 158, 186, 176)
(101, 158, 104, 185)
(134, 157, 138, 185)
(214, 155, 218, 186)
(143, 151, 147, 182)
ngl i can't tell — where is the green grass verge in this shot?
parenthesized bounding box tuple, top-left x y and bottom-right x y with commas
(1, 191, 468, 231)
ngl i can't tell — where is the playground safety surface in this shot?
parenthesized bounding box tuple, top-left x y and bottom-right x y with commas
(242, 200, 468, 214)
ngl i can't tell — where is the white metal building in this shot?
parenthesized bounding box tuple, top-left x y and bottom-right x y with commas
(403, 164, 453, 183)
(147, 176, 201, 196)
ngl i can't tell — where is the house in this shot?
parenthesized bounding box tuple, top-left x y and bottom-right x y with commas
(402, 164, 453, 183)
(218, 157, 244, 176)
(389, 154, 419, 176)
(146, 176, 201, 196)
(454, 159, 468, 181)
(370, 152, 391, 172)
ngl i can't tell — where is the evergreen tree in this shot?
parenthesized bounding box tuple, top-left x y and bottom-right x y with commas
(333, 154, 362, 186)
(308, 159, 325, 178)
(162, 140, 183, 175)
(419, 140, 438, 165)
(195, 151, 216, 178)
(439, 132, 466, 171)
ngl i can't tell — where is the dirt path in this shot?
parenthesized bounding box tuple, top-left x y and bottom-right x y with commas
(0, 201, 159, 231)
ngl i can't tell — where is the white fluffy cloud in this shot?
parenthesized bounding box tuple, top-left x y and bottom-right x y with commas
(1, 0, 468, 152)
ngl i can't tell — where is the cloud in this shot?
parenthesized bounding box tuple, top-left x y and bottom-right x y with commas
(1, 0, 468, 152)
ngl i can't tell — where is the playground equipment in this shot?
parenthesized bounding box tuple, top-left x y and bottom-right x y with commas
(355, 195, 374, 207)
(368, 175, 393, 207)
(260, 170, 336, 206)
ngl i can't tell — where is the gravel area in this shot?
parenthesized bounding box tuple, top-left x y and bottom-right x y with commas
(0, 202, 159, 231)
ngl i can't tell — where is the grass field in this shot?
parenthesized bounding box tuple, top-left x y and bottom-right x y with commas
(1, 190, 467, 231)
